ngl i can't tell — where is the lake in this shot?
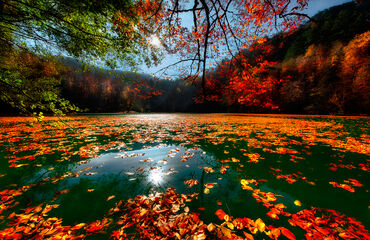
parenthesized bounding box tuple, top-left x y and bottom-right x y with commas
(0, 114, 369, 239)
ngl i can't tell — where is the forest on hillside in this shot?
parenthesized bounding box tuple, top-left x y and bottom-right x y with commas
(1, 1, 369, 115)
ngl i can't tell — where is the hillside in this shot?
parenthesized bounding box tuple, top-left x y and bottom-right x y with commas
(205, 1, 370, 114)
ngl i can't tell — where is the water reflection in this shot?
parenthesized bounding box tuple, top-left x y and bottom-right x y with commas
(148, 169, 163, 185)
(66, 144, 212, 190)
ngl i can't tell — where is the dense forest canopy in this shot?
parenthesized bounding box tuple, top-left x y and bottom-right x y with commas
(0, 0, 369, 115)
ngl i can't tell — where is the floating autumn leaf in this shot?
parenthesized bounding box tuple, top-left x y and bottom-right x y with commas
(184, 179, 199, 188)
(294, 200, 302, 206)
(279, 227, 296, 240)
(9, 163, 28, 168)
(245, 153, 261, 163)
(202, 166, 214, 173)
(255, 218, 266, 232)
(85, 218, 112, 234)
(78, 160, 89, 164)
(204, 188, 210, 194)
(158, 159, 167, 164)
(276, 174, 297, 184)
(207, 223, 215, 232)
(345, 178, 363, 187)
(267, 208, 280, 219)
(220, 165, 229, 174)
(71, 222, 86, 230)
(107, 195, 115, 201)
(226, 221, 234, 230)
(231, 157, 240, 162)
(243, 231, 254, 240)
(329, 181, 355, 192)
(241, 179, 257, 191)
(215, 209, 226, 220)
(204, 182, 218, 188)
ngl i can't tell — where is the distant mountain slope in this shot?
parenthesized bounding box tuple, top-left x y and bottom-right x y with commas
(276, 1, 370, 61)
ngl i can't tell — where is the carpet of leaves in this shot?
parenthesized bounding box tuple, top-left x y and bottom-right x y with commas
(0, 114, 369, 239)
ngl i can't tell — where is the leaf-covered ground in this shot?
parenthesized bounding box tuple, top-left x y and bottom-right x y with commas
(0, 114, 369, 239)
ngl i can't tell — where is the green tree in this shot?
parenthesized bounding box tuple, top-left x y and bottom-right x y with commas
(0, 0, 159, 68)
(0, 49, 79, 116)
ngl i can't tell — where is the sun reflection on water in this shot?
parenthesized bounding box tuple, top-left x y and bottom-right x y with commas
(148, 170, 164, 185)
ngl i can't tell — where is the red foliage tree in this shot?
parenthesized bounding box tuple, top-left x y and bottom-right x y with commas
(116, 0, 310, 94)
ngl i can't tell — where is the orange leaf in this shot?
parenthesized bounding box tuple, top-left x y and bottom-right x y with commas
(107, 195, 115, 201)
(269, 227, 281, 238)
(243, 231, 254, 240)
(215, 209, 226, 220)
(280, 227, 296, 240)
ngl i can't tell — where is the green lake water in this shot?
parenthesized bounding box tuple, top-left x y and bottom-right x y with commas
(0, 114, 369, 239)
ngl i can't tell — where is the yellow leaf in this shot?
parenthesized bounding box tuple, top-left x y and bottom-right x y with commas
(226, 222, 234, 230)
(139, 208, 148, 217)
(255, 218, 265, 232)
(72, 223, 86, 230)
(207, 223, 215, 232)
(220, 227, 232, 238)
(294, 200, 302, 206)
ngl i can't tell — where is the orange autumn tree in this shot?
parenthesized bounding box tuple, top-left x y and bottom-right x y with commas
(339, 31, 370, 111)
(202, 41, 284, 109)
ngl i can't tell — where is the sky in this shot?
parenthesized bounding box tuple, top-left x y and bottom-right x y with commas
(139, 0, 353, 78)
